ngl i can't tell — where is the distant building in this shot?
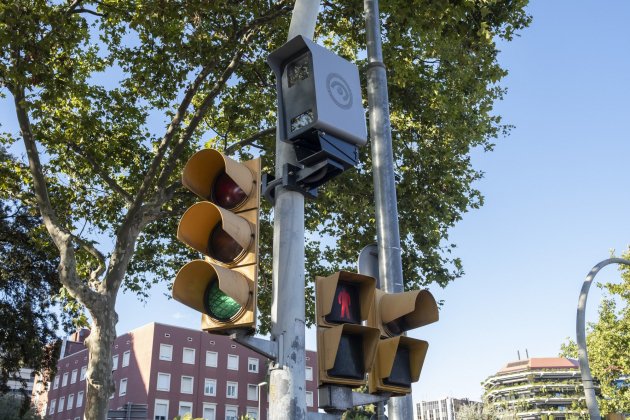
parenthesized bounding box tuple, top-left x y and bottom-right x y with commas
(483, 357, 589, 419)
(416, 396, 480, 420)
(4, 368, 35, 399)
(33, 322, 319, 420)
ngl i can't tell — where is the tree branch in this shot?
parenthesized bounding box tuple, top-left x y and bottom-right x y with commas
(70, 7, 106, 17)
(11, 86, 100, 307)
(224, 127, 275, 155)
(66, 141, 134, 205)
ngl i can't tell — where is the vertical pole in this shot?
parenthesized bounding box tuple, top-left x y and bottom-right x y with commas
(363, 0, 413, 419)
(576, 258, 630, 420)
(269, 1, 319, 419)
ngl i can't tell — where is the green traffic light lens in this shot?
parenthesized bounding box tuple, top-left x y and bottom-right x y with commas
(203, 279, 241, 322)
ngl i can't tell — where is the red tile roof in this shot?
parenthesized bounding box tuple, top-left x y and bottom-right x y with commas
(498, 357, 579, 374)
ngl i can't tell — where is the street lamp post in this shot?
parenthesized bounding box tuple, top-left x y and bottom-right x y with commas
(576, 257, 630, 420)
(258, 381, 268, 420)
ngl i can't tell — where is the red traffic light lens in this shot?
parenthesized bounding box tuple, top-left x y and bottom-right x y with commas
(207, 225, 244, 264)
(325, 281, 361, 325)
(212, 173, 247, 210)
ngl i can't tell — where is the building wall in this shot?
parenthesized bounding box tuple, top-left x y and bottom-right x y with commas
(416, 397, 479, 420)
(35, 322, 319, 420)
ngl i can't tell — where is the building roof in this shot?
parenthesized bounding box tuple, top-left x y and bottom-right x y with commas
(498, 357, 579, 374)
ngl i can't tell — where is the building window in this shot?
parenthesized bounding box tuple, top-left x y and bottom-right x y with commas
(122, 350, 130, 367)
(62, 372, 68, 387)
(248, 357, 259, 373)
(181, 376, 194, 394)
(227, 354, 239, 370)
(119, 378, 128, 396)
(305, 366, 313, 381)
(80, 366, 87, 381)
(203, 403, 217, 420)
(306, 391, 314, 407)
(178, 401, 193, 417)
(182, 347, 195, 364)
(154, 399, 169, 420)
(226, 381, 238, 399)
(49, 399, 56, 414)
(112, 354, 119, 370)
(67, 394, 74, 410)
(204, 379, 216, 396)
(246, 407, 259, 420)
(206, 351, 218, 367)
(164, 333, 170, 338)
(71, 369, 78, 384)
(247, 384, 258, 401)
(225, 405, 238, 420)
(159, 344, 173, 361)
(156, 372, 171, 391)
(53, 376, 59, 389)
(77, 391, 84, 408)
(58, 396, 65, 412)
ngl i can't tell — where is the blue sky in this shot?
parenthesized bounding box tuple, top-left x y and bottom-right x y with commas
(2, 0, 629, 412)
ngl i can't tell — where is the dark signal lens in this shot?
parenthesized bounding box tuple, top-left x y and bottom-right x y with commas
(383, 346, 412, 387)
(212, 173, 246, 209)
(207, 225, 244, 264)
(328, 333, 364, 379)
(203, 279, 241, 322)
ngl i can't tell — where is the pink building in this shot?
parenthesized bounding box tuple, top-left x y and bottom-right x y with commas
(35, 323, 319, 420)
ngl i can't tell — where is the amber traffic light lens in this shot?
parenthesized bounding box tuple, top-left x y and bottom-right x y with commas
(212, 173, 247, 210)
(207, 225, 244, 264)
(203, 279, 241, 322)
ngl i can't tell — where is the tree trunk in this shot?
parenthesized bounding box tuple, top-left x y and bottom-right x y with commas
(83, 303, 118, 420)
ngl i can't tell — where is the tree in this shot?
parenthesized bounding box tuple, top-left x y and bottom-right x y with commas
(0, 394, 41, 420)
(0, 1, 530, 417)
(0, 147, 75, 416)
(560, 249, 630, 415)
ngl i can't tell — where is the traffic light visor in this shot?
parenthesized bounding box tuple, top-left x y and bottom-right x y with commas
(320, 324, 380, 382)
(172, 260, 251, 322)
(380, 289, 438, 336)
(316, 271, 376, 327)
(369, 336, 429, 394)
(177, 202, 253, 266)
(182, 149, 254, 210)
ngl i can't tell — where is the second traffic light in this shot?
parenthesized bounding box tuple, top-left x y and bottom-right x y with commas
(172, 149, 260, 334)
(315, 271, 380, 387)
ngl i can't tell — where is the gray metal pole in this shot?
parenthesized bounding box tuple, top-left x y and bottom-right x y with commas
(363, 0, 413, 418)
(268, 1, 319, 419)
(576, 258, 630, 420)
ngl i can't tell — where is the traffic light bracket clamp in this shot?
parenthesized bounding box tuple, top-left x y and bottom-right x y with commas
(318, 385, 391, 414)
(230, 331, 278, 361)
(262, 163, 319, 205)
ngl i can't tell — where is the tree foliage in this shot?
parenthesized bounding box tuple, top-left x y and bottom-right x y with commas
(1, 0, 530, 416)
(560, 249, 630, 415)
(0, 148, 72, 410)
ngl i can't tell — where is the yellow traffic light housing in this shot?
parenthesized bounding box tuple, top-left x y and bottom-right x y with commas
(316, 271, 376, 327)
(368, 289, 439, 338)
(315, 271, 381, 387)
(317, 324, 380, 388)
(172, 149, 260, 334)
(368, 336, 429, 395)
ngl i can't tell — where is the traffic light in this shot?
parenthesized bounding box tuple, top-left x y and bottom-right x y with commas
(172, 149, 261, 334)
(315, 271, 380, 387)
(367, 289, 438, 395)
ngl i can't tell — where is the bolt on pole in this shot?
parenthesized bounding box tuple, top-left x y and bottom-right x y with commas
(364, 0, 414, 418)
(576, 257, 630, 420)
(268, 1, 320, 419)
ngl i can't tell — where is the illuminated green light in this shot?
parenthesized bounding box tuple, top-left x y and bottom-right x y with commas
(203, 280, 241, 322)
